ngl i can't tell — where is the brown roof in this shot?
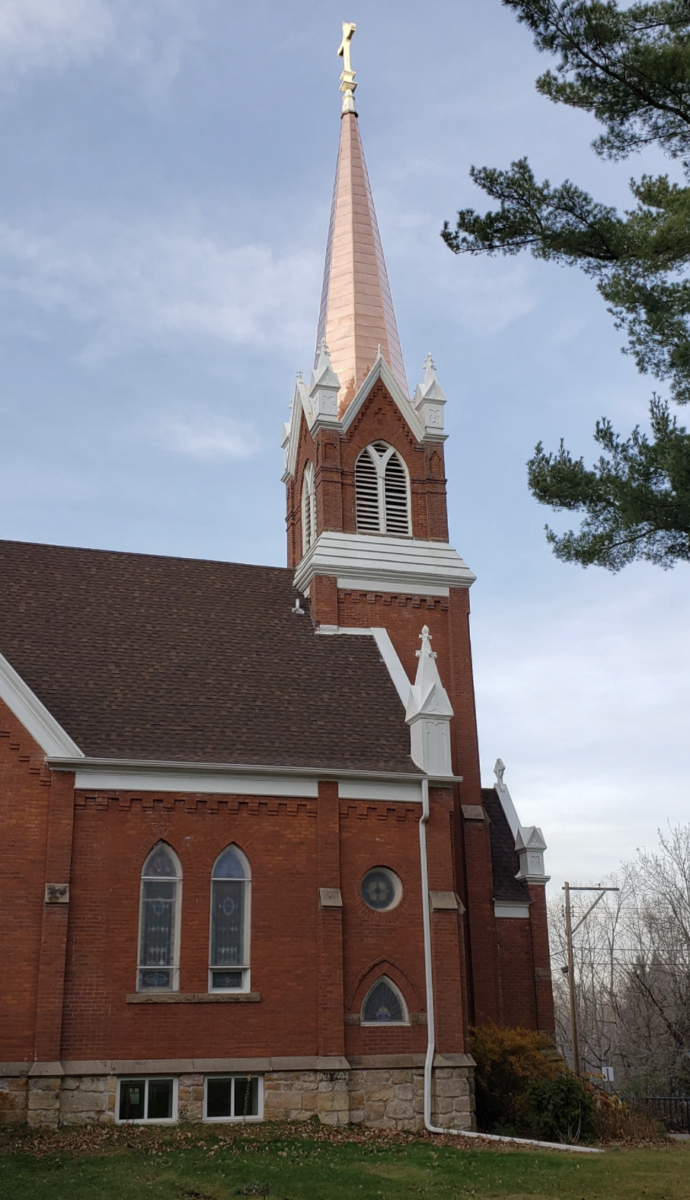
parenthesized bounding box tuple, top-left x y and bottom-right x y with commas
(0, 539, 415, 773)
(482, 787, 531, 905)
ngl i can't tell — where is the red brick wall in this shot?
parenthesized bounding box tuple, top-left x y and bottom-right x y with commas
(57, 789, 462, 1062)
(0, 699, 52, 1062)
(495, 917, 538, 1028)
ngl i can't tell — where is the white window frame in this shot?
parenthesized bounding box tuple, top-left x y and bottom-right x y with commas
(208, 844, 251, 994)
(136, 842, 182, 994)
(115, 1076, 178, 1124)
(203, 1074, 264, 1123)
(301, 460, 316, 553)
(361, 975, 409, 1027)
(355, 442, 411, 536)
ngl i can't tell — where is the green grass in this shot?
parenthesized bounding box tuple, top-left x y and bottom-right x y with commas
(0, 1122, 688, 1200)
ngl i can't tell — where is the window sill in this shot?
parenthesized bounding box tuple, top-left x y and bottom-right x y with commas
(127, 992, 261, 1004)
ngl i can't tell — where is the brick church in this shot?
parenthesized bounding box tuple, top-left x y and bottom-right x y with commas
(0, 26, 553, 1130)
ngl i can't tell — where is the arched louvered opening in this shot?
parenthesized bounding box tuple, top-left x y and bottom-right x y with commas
(301, 461, 316, 554)
(384, 452, 411, 535)
(355, 444, 381, 532)
(355, 441, 411, 536)
(361, 975, 409, 1025)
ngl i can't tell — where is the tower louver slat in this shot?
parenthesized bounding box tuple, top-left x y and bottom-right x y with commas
(355, 447, 380, 532)
(384, 454, 410, 535)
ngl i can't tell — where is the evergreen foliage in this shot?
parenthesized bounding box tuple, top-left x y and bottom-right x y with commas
(443, 1, 690, 569)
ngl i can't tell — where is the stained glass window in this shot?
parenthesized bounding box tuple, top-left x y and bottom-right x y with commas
(210, 845, 250, 991)
(361, 977, 407, 1024)
(361, 867, 402, 912)
(137, 844, 181, 992)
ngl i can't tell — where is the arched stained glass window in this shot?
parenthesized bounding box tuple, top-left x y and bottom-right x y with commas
(355, 441, 411, 536)
(361, 976, 408, 1025)
(137, 843, 182, 992)
(210, 845, 251, 992)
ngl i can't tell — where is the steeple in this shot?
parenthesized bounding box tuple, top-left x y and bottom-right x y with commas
(315, 23, 409, 413)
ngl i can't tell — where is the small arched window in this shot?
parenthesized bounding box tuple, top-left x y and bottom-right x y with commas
(301, 461, 316, 553)
(210, 845, 251, 992)
(355, 441, 411, 536)
(137, 843, 182, 992)
(361, 976, 409, 1025)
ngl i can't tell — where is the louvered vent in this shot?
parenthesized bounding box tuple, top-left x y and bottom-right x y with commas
(355, 447, 381, 533)
(384, 453, 410, 535)
(355, 441, 411, 537)
(301, 463, 316, 552)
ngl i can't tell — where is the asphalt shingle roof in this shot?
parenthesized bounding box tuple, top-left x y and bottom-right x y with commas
(0, 539, 415, 773)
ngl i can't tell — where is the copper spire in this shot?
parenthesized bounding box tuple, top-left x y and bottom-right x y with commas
(315, 24, 409, 412)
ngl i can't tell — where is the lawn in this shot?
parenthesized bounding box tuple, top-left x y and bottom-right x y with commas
(0, 1122, 687, 1200)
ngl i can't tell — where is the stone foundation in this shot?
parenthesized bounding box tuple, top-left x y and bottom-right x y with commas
(0, 1060, 474, 1131)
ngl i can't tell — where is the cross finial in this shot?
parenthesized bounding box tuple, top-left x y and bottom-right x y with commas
(416, 625, 437, 660)
(338, 21, 357, 114)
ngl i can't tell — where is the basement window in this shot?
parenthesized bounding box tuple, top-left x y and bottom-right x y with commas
(204, 1075, 263, 1121)
(117, 1077, 177, 1123)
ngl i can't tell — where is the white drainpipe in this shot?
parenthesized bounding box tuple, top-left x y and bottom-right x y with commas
(418, 777, 601, 1155)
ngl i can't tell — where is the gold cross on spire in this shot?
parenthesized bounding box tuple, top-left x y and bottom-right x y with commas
(338, 21, 357, 114)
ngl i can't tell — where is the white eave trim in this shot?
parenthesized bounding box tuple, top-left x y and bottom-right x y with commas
(45, 756, 460, 798)
(294, 531, 476, 596)
(0, 651, 83, 758)
(494, 901, 531, 920)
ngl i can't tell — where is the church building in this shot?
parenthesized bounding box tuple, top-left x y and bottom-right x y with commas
(0, 25, 553, 1130)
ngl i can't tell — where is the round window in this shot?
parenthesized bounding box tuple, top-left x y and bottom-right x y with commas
(360, 867, 402, 912)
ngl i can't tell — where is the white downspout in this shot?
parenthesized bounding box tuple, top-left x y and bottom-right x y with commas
(418, 777, 601, 1155)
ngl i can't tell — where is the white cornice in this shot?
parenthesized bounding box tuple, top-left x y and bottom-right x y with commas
(294, 531, 476, 596)
(0, 651, 83, 758)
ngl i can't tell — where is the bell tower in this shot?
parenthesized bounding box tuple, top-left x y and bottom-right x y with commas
(281, 25, 506, 1024)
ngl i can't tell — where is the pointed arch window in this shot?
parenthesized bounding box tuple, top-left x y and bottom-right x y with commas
(361, 976, 409, 1025)
(301, 461, 316, 553)
(355, 441, 411, 536)
(137, 843, 182, 992)
(210, 845, 251, 992)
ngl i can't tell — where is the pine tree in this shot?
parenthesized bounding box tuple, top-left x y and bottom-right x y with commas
(443, 1, 690, 569)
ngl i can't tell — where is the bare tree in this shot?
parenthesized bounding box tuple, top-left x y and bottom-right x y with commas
(549, 825, 690, 1095)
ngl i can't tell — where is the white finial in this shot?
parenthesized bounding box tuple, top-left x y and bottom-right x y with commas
(494, 757, 506, 788)
(423, 352, 436, 374)
(416, 624, 437, 660)
(338, 21, 357, 114)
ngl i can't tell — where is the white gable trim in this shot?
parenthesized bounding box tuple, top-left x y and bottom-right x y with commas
(340, 354, 426, 443)
(0, 651, 83, 758)
(282, 376, 317, 483)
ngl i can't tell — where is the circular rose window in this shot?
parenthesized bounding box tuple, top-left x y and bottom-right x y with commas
(360, 867, 402, 912)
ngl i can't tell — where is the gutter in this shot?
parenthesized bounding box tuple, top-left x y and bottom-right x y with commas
(47, 755, 461, 786)
(418, 777, 601, 1155)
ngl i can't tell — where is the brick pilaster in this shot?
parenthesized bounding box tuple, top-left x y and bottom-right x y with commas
(33, 770, 75, 1064)
(316, 780, 345, 1057)
(426, 787, 468, 1053)
(528, 884, 556, 1033)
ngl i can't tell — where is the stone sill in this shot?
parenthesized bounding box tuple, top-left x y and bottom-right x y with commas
(126, 992, 261, 1004)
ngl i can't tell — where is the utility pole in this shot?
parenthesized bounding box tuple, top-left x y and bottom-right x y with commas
(562, 883, 619, 1079)
(563, 882, 580, 1076)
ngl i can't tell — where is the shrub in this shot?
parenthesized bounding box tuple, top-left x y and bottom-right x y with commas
(592, 1093, 667, 1143)
(526, 1074, 595, 1144)
(470, 1024, 561, 1135)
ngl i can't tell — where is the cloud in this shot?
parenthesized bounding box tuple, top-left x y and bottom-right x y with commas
(151, 411, 258, 460)
(0, 217, 321, 360)
(0, 0, 114, 74)
(472, 572, 690, 892)
(0, 0, 199, 96)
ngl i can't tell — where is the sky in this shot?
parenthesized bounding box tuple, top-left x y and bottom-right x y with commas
(0, 0, 687, 896)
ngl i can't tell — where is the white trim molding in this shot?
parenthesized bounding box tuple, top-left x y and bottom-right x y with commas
(294, 531, 475, 596)
(0, 651, 83, 758)
(493, 759, 550, 885)
(494, 901, 531, 920)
